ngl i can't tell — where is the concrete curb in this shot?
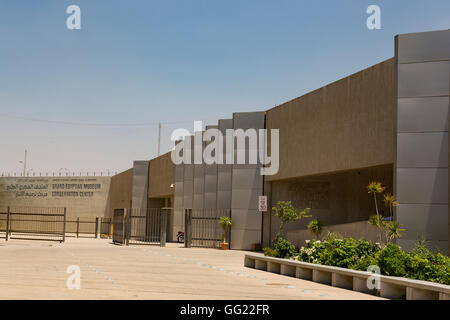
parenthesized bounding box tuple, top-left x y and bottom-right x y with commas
(244, 254, 450, 300)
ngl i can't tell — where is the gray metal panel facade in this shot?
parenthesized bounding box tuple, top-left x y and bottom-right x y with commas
(204, 125, 218, 209)
(231, 112, 265, 250)
(132, 161, 149, 211)
(183, 136, 194, 209)
(173, 140, 185, 238)
(217, 119, 233, 211)
(395, 30, 450, 254)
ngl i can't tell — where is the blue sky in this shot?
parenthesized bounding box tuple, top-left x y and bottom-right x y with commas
(0, 0, 449, 175)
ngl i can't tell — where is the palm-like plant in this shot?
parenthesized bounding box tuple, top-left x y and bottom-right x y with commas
(307, 219, 323, 239)
(367, 181, 385, 243)
(219, 216, 232, 244)
(383, 193, 398, 221)
(386, 221, 404, 241)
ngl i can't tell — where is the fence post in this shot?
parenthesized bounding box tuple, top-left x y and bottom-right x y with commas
(160, 209, 167, 247)
(184, 209, 192, 248)
(62, 208, 67, 243)
(125, 208, 131, 246)
(122, 208, 126, 245)
(227, 209, 232, 249)
(5, 206, 10, 241)
(95, 217, 99, 238)
(76, 217, 80, 238)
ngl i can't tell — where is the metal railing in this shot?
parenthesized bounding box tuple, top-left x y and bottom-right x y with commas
(0, 206, 66, 242)
(0, 206, 113, 243)
(184, 208, 231, 248)
(0, 209, 8, 240)
(100, 217, 112, 238)
(65, 217, 99, 238)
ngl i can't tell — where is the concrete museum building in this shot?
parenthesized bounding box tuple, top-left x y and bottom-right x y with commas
(1, 29, 449, 254)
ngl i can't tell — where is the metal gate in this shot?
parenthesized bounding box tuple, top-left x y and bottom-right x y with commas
(112, 208, 168, 246)
(184, 209, 231, 248)
(112, 209, 126, 244)
(2, 207, 66, 242)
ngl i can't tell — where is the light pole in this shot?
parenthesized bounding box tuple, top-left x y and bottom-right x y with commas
(26, 168, 34, 177)
(19, 149, 27, 177)
(158, 122, 161, 156)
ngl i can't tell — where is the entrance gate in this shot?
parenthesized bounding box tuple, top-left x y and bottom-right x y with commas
(112, 209, 126, 244)
(184, 209, 231, 248)
(112, 208, 169, 246)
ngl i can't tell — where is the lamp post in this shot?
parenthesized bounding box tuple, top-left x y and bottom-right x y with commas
(19, 149, 27, 177)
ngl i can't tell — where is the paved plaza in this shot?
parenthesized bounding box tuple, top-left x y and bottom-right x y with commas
(0, 238, 383, 300)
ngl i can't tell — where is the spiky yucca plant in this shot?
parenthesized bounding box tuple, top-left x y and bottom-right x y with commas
(307, 219, 323, 239)
(386, 221, 405, 241)
(367, 181, 385, 243)
(383, 193, 398, 221)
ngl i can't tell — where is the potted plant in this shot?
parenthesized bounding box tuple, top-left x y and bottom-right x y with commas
(219, 216, 232, 250)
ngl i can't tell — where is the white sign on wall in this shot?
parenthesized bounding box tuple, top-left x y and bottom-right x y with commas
(258, 195, 268, 212)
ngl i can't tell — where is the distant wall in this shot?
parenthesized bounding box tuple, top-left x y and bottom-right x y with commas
(0, 176, 111, 220)
(108, 169, 133, 217)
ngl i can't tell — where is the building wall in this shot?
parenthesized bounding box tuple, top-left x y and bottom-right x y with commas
(108, 168, 133, 217)
(173, 139, 185, 239)
(231, 112, 265, 250)
(268, 165, 393, 243)
(395, 30, 450, 254)
(0, 176, 111, 220)
(262, 58, 397, 247)
(193, 131, 205, 210)
(148, 152, 175, 199)
(183, 136, 194, 210)
(216, 119, 233, 212)
(204, 125, 218, 209)
(286, 220, 380, 249)
(131, 161, 149, 213)
(265, 58, 396, 181)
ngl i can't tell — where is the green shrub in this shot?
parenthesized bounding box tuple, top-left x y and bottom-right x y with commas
(262, 247, 278, 257)
(351, 255, 378, 271)
(296, 237, 449, 285)
(263, 238, 296, 259)
(375, 243, 407, 277)
(273, 237, 296, 258)
(297, 238, 380, 269)
(404, 243, 450, 285)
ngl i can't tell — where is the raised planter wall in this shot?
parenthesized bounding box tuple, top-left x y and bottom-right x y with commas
(244, 254, 450, 300)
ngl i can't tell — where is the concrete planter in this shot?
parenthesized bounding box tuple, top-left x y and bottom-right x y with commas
(244, 254, 450, 300)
